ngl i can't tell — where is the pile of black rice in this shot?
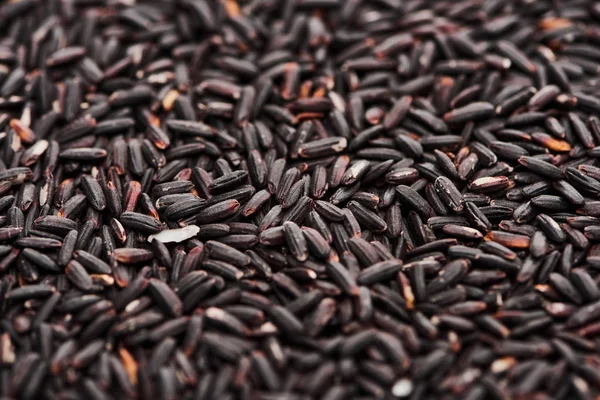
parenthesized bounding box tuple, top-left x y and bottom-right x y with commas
(3, 0, 600, 399)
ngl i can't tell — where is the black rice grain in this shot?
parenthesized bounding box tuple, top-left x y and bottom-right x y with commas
(1, 1, 600, 399)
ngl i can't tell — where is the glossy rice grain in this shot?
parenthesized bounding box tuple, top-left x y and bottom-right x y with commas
(1, 1, 600, 400)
